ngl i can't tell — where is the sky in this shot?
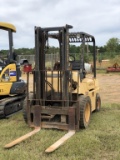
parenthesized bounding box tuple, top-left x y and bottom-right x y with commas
(0, 0, 120, 49)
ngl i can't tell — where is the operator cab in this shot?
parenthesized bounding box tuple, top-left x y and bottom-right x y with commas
(0, 22, 21, 82)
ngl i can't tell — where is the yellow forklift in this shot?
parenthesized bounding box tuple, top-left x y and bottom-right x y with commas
(5, 24, 101, 152)
(0, 22, 26, 118)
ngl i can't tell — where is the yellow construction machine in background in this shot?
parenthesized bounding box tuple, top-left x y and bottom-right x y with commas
(0, 22, 26, 118)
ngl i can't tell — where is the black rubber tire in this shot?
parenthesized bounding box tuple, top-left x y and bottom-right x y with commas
(23, 93, 33, 123)
(79, 95, 91, 129)
(95, 93, 101, 112)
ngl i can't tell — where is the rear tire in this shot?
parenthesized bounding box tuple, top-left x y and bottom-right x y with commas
(23, 93, 33, 123)
(95, 93, 101, 112)
(79, 95, 91, 129)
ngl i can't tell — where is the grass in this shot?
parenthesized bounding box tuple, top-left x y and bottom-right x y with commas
(0, 103, 120, 160)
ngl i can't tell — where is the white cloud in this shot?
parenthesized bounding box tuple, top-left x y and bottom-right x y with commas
(0, 0, 120, 49)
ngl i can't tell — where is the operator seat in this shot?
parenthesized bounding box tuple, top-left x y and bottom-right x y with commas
(53, 61, 60, 70)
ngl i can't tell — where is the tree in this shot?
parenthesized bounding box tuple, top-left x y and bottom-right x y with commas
(99, 46, 106, 53)
(69, 45, 79, 53)
(106, 38, 120, 52)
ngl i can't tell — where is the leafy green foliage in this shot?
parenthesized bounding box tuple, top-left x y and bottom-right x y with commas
(105, 38, 120, 52)
(1, 37, 120, 62)
(15, 48, 35, 55)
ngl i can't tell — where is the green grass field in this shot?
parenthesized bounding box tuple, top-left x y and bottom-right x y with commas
(0, 103, 120, 160)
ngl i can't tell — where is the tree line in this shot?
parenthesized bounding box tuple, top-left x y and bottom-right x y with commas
(0, 37, 120, 61)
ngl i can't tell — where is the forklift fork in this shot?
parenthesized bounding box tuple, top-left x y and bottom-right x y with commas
(4, 128, 40, 149)
(45, 130, 75, 153)
(4, 105, 41, 149)
(4, 105, 76, 152)
(5, 128, 75, 153)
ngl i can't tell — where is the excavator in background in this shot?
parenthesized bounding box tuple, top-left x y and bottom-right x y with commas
(0, 22, 26, 118)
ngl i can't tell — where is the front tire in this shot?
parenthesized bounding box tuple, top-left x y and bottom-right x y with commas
(79, 95, 91, 129)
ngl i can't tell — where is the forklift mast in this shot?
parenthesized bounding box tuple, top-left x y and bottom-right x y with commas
(34, 25, 96, 106)
(34, 25, 73, 107)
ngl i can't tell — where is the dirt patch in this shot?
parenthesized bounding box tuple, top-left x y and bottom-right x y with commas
(22, 73, 120, 104)
(97, 73, 120, 104)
